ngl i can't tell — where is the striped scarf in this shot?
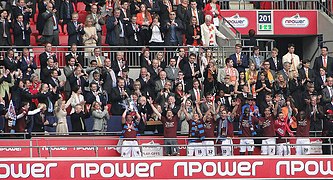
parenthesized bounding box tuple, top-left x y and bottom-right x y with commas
(190, 119, 205, 141)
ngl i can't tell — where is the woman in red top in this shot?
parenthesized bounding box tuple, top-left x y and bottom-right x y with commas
(28, 74, 41, 107)
(137, 4, 152, 45)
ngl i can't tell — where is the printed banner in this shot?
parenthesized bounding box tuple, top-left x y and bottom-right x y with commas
(0, 156, 333, 179)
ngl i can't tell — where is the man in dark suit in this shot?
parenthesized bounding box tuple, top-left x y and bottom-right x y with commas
(37, 83, 60, 116)
(110, 77, 131, 115)
(188, 79, 203, 102)
(322, 77, 333, 105)
(119, 1, 131, 25)
(21, 48, 37, 79)
(267, 47, 283, 72)
(42, 58, 62, 83)
(314, 67, 327, 94)
(125, 16, 142, 46)
(215, 89, 231, 110)
(67, 12, 85, 46)
(13, 14, 31, 47)
(299, 59, 315, 82)
(314, 46, 333, 76)
(122, 68, 134, 91)
(39, 43, 58, 81)
(59, 0, 74, 26)
(70, 104, 88, 132)
(162, 11, 184, 46)
(85, 82, 107, 105)
(106, 9, 126, 46)
(278, 62, 291, 81)
(69, 66, 89, 92)
(229, 43, 249, 73)
(0, 10, 12, 47)
(136, 67, 156, 98)
(101, 58, 117, 102)
(147, 59, 162, 81)
(12, 0, 32, 23)
(174, 48, 188, 71)
(184, 0, 204, 26)
(183, 53, 201, 89)
(41, 3, 59, 45)
(65, 44, 84, 67)
(46, 69, 64, 92)
(32, 104, 56, 132)
(111, 51, 128, 76)
(3, 49, 19, 72)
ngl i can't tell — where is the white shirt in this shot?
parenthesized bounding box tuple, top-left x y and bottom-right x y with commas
(282, 53, 300, 72)
(149, 25, 164, 43)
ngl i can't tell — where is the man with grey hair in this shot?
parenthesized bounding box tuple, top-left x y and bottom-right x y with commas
(200, 15, 227, 46)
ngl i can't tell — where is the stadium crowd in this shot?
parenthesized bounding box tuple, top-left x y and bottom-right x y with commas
(0, 0, 332, 157)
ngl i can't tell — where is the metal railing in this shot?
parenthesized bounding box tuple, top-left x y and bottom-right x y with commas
(0, 39, 275, 68)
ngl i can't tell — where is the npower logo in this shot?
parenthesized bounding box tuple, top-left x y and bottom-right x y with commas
(225, 14, 249, 28)
(282, 13, 309, 28)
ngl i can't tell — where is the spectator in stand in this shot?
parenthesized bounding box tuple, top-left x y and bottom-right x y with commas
(67, 12, 85, 46)
(37, 0, 48, 35)
(86, 4, 106, 46)
(239, 95, 260, 155)
(29, 74, 42, 107)
(126, 16, 142, 46)
(201, 15, 227, 47)
(13, 0, 32, 23)
(136, 67, 155, 98)
(219, 58, 238, 86)
(137, 96, 153, 133)
(215, 89, 231, 110)
(32, 103, 57, 133)
(67, 85, 85, 114)
(83, 17, 98, 56)
(289, 70, 304, 110)
(54, 99, 70, 135)
(106, 8, 127, 46)
(154, 52, 167, 69)
(70, 104, 88, 133)
(4, 49, 19, 72)
(314, 67, 326, 95)
(91, 101, 109, 134)
(185, 16, 201, 46)
(176, 0, 189, 30)
(148, 14, 164, 47)
(147, 59, 162, 81)
(112, 51, 128, 77)
(89, 71, 103, 93)
(203, 61, 217, 94)
(159, 0, 172, 25)
(321, 76, 333, 105)
(295, 110, 311, 155)
(15, 102, 43, 135)
(143, 0, 160, 14)
(255, 71, 272, 109)
(279, 62, 291, 82)
(188, 79, 203, 103)
(84, 0, 102, 12)
(47, 69, 64, 93)
(20, 48, 37, 79)
(39, 43, 57, 81)
(0, 10, 12, 47)
(41, 58, 61, 83)
(63, 57, 76, 98)
(101, 58, 117, 100)
(137, 4, 152, 45)
(156, 81, 174, 107)
(66, 44, 84, 67)
(155, 71, 172, 93)
(282, 43, 300, 73)
(120, 109, 142, 157)
(174, 48, 188, 71)
(59, 0, 74, 33)
(162, 11, 184, 46)
(121, 68, 134, 91)
(185, 101, 205, 156)
(149, 98, 182, 156)
(41, 3, 59, 45)
(307, 95, 324, 133)
(119, 1, 130, 25)
(299, 59, 315, 83)
(203, 0, 223, 26)
(88, 47, 105, 68)
(185, 0, 204, 26)
(165, 58, 179, 81)
(262, 60, 276, 84)
(229, 44, 248, 73)
(275, 111, 294, 155)
(183, 53, 201, 88)
(110, 77, 131, 115)
(267, 48, 283, 72)
(13, 14, 31, 48)
(37, 83, 59, 117)
(217, 108, 234, 156)
(140, 47, 151, 68)
(249, 46, 264, 71)
(85, 82, 106, 106)
(314, 47, 333, 76)
(273, 73, 289, 99)
(69, 66, 89, 93)
(129, 0, 140, 15)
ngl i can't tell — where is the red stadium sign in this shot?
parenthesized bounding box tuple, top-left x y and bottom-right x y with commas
(0, 156, 332, 179)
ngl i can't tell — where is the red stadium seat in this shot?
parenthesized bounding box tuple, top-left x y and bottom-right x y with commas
(59, 35, 68, 46)
(77, 2, 86, 12)
(63, 24, 68, 35)
(78, 11, 88, 23)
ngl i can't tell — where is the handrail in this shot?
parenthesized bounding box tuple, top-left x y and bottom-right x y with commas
(309, 40, 333, 63)
(220, 16, 242, 39)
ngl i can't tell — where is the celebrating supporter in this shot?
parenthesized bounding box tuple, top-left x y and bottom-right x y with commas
(295, 110, 311, 155)
(202, 102, 216, 156)
(217, 108, 234, 156)
(275, 111, 294, 155)
(91, 101, 110, 134)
